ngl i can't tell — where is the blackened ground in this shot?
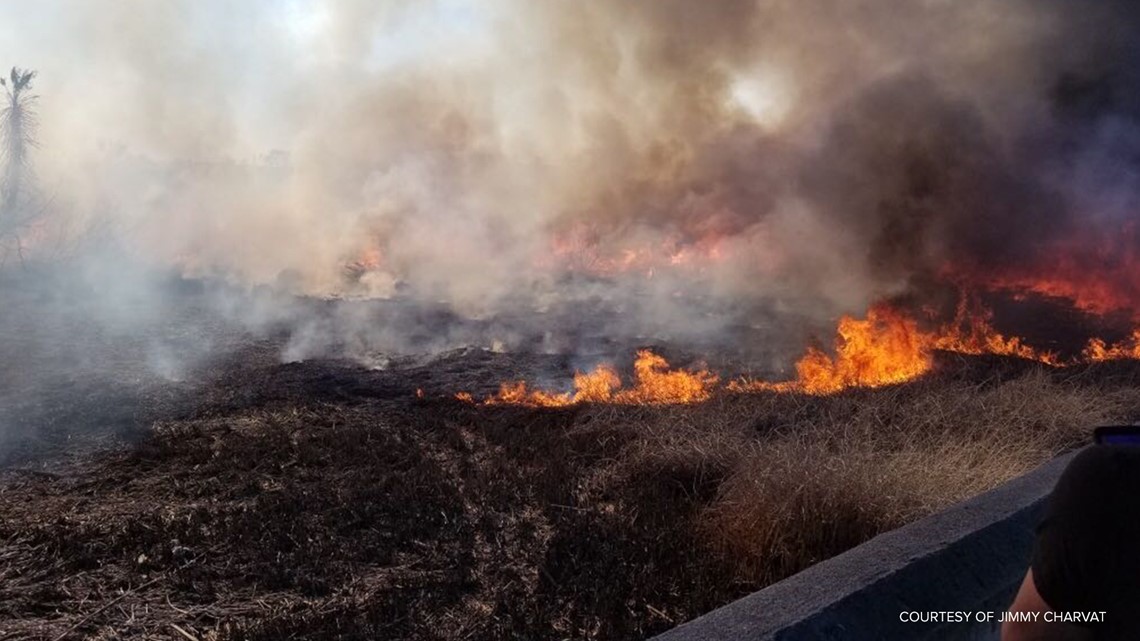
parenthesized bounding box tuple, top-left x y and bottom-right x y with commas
(0, 355, 754, 640)
(3, 278, 1140, 640)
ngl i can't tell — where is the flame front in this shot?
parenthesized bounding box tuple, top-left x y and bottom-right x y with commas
(468, 350, 718, 407)
(1084, 330, 1140, 361)
(458, 298, 1140, 405)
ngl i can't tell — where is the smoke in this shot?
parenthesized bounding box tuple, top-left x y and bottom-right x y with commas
(1, 0, 1139, 367)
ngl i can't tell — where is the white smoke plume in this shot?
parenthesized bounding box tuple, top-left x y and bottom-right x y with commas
(0, 0, 1137, 364)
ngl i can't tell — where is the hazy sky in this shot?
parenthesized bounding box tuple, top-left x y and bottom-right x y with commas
(0, 0, 1135, 343)
(0, 0, 492, 157)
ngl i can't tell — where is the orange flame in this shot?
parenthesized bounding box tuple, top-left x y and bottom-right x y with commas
(350, 246, 384, 271)
(729, 296, 1073, 395)
(944, 224, 1140, 318)
(619, 351, 720, 403)
(469, 350, 718, 407)
(728, 304, 933, 394)
(746, 302, 1062, 394)
(930, 297, 1061, 365)
(789, 305, 933, 394)
(460, 298, 1140, 404)
(541, 224, 730, 278)
(1084, 330, 1140, 361)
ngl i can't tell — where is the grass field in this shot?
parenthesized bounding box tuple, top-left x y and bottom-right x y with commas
(3, 275, 1140, 640)
(3, 321, 1139, 640)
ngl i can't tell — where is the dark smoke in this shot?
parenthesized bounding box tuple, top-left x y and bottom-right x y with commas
(0, 0, 1138, 371)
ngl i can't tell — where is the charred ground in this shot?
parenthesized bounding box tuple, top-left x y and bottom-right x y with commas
(3, 279, 1140, 640)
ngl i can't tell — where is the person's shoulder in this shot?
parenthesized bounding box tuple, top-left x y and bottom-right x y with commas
(1062, 445, 1140, 485)
(1032, 445, 1140, 615)
(1051, 445, 1140, 514)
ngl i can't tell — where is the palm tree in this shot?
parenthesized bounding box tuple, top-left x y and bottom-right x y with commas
(0, 67, 38, 259)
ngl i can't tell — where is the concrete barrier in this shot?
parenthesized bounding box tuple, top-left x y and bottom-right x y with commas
(653, 449, 1081, 641)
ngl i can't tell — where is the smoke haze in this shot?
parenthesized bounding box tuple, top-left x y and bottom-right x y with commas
(2, 0, 1139, 365)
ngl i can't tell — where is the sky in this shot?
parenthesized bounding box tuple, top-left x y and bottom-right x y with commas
(0, 0, 493, 157)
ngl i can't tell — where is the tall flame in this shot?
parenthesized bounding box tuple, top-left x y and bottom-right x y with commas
(728, 299, 1058, 395)
(783, 305, 932, 394)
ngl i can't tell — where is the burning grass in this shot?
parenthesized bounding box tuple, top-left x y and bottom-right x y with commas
(461, 298, 1140, 404)
(472, 350, 719, 407)
(3, 348, 1140, 639)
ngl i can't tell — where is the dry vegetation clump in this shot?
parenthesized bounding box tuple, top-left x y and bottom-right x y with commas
(2, 353, 1140, 640)
(678, 368, 1140, 584)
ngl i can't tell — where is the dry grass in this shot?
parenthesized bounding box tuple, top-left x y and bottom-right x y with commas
(603, 365, 1140, 587)
(3, 353, 1140, 640)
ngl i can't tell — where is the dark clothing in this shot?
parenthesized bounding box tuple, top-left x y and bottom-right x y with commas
(1032, 446, 1140, 639)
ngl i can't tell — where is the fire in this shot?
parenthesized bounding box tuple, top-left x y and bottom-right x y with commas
(620, 351, 720, 403)
(1084, 330, 1140, 361)
(728, 300, 1059, 395)
(542, 224, 731, 278)
(930, 297, 1061, 365)
(945, 225, 1140, 318)
(459, 295, 1140, 404)
(723, 305, 934, 395)
(469, 350, 718, 407)
(462, 306, 944, 403)
(350, 246, 385, 271)
(527, 223, 1138, 399)
(788, 305, 933, 394)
